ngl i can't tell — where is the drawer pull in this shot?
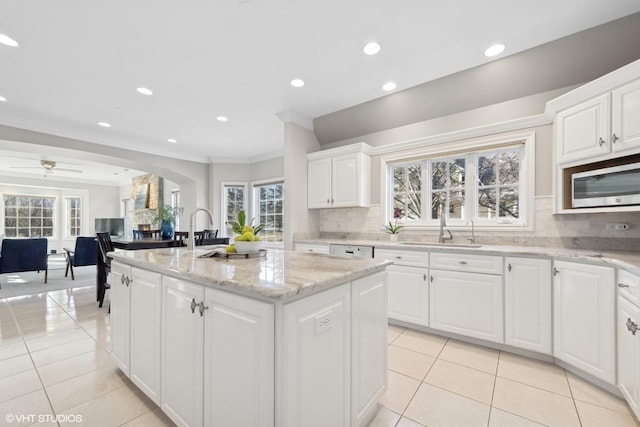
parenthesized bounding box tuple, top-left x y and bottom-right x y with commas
(459, 261, 467, 265)
(395, 256, 402, 259)
(618, 283, 630, 288)
(627, 318, 638, 336)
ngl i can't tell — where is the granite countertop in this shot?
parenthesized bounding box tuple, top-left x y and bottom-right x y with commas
(108, 247, 391, 302)
(296, 239, 640, 275)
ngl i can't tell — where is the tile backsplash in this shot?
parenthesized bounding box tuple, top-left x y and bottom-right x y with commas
(314, 196, 640, 251)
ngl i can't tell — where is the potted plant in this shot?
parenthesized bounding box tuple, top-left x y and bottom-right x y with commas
(225, 210, 266, 253)
(152, 205, 183, 239)
(384, 207, 404, 241)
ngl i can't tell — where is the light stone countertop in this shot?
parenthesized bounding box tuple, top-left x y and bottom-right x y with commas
(108, 246, 391, 302)
(296, 239, 640, 276)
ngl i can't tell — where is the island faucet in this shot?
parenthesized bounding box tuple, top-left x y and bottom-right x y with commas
(438, 203, 453, 243)
(188, 207, 214, 252)
(466, 219, 475, 245)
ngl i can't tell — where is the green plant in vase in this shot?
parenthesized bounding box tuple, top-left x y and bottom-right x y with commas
(225, 210, 266, 253)
(384, 207, 404, 240)
(152, 205, 183, 239)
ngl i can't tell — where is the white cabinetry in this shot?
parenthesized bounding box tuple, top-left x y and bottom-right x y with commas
(504, 257, 552, 354)
(553, 260, 615, 384)
(129, 268, 162, 404)
(110, 261, 131, 375)
(351, 272, 387, 426)
(282, 284, 351, 427)
(308, 144, 371, 209)
(295, 242, 331, 254)
(375, 248, 429, 326)
(429, 253, 503, 344)
(555, 79, 640, 164)
(618, 270, 640, 420)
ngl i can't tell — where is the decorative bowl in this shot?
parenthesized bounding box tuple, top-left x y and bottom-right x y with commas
(234, 241, 262, 253)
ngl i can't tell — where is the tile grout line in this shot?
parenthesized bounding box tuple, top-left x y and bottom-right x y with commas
(486, 350, 502, 427)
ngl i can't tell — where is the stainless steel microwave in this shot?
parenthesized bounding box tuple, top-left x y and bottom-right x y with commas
(572, 162, 640, 208)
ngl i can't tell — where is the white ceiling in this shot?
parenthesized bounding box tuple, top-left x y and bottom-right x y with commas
(1, 0, 640, 163)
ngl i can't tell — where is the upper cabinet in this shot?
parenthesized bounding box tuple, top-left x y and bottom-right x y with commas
(612, 79, 640, 153)
(308, 143, 371, 209)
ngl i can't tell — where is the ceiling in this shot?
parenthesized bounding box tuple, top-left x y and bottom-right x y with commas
(1, 0, 640, 164)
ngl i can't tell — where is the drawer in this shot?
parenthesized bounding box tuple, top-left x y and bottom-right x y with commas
(295, 243, 330, 255)
(618, 269, 640, 306)
(374, 248, 429, 267)
(430, 252, 503, 275)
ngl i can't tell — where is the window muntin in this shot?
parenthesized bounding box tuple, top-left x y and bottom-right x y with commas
(3, 195, 56, 237)
(254, 182, 284, 243)
(388, 145, 524, 227)
(66, 197, 81, 237)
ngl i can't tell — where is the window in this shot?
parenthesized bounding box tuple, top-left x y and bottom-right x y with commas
(3, 195, 56, 237)
(253, 181, 284, 243)
(387, 138, 529, 228)
(66, 197, 81, 237)
(122, 198, 132, 237)
(222, 182, 247, 233)
(170, 190, 181, 230)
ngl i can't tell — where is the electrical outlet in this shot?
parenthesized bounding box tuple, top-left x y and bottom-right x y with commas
(606, 223, 629, 231)
(336, 222, 343, 231)
(315, 310, 333, 334)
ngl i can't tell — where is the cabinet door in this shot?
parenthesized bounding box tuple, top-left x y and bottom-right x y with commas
(308, 158, 332, 208)
(618, 295, 640, 418)
(129, 268, 162, 405)
(556, 94, 610, 163)
(203, 288, 274, 427)
(351, 272, 387, 426)
(110, 262, 131, 376)
(430, 270, 503, 343)
(504, 257, 552, 354)
(161, 277, 204, 427)
(612, 79, 640, 153)
(553, 260, 615, 384)
(387, 265, 429, 326)
(282, 284, 350, 427)
(331, 153, 361, 207)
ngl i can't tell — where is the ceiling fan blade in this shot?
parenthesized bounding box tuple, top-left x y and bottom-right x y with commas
(8, 166, 45, 169)
(54, 168, 83, 173)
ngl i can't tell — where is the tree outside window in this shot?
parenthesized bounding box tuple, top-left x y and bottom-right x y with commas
(254, 182, 284, 243)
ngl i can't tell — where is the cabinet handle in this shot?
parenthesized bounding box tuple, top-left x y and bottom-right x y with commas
(627, 318, 638, 336)
(423, 274, 427, 281)
(459, 261, 467, 265)
(553, 267, 559, 276)
(326, 198, 330, 204)
(395, 256, 402, 259)
(190, 298, 197, 314)
(125, 276, 131, 287)
(198, 301, 209, 317)
(331, 198, 334, 204)
(430, 275, 434, 283)
(612, 133, 619, 143)
(120, 275, 125, 285)
(618, 283, 630, 288)
(599, 137, 606, 147)
(508, 264, 512, 272)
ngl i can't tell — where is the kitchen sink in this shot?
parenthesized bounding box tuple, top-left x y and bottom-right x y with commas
(399, 242, 482, 248)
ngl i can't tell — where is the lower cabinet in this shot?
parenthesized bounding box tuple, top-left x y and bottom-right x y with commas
(618, 294, 640, 420)
(110, 262, 131, 375)
(504, 257, 552, 354)
(351, 272, 387, 426)
(429, 269, 503, 343)
(553, 260, 615, 384)
(386, 264, 429, 326)
(282, 284, 351, 427)
(161, 277, 274, 427)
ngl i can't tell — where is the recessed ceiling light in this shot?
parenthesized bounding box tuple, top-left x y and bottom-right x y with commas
(137, 87, 153, 95)
(167, 138, 177, 143)
(0, 96, 6, 102)
(363, 41, 381, 55)
(216, 116, 228, 122)
(0, 34, 19, 47)
(290, 78, 305, 88)
(96, 121, 111, 128)
(484, 43, 505, 57)
(382, 81, 397, 91)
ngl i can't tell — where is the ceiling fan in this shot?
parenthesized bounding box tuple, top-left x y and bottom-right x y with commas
(10, 160, 83, 177)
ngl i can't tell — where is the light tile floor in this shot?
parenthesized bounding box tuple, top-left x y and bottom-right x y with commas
(2, 287, 639, 427)
(370, 324, 640, 427)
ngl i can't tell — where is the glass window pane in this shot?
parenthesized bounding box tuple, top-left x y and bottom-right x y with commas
(478, 155, 496, 186)
(450, 191, 464, 219)
(431, 192, 446, 220)
(408, 165, 421, 192)
(5, 229, 16, 237)
(499, 151, 520, 184)
(393, 167, 406, 192)
(499, 187, 519, 218)
(478, 188, 497, 219)
(431, 162, 447, 190)
(450, 159, 465, 188)
(5, 207, 16, 217)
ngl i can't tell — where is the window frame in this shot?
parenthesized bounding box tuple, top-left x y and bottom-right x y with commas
(64, 196, 82, 239)
(251, 178, 284, 246)
(221, 181, 248, 236)
(382, 131, 535, 231)
(2, 194, 58, 238)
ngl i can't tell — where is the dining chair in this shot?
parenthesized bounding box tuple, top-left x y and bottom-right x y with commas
(203, 229, 219, 238)
(174, 231, 189, 242)
(63, 236, 97, 280)
(96, 232, 113, 308)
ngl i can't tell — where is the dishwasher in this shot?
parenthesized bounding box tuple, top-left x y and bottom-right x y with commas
(329, 244, 374, 258)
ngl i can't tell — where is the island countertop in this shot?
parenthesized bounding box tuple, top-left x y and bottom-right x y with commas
(108, 246, 391, 302)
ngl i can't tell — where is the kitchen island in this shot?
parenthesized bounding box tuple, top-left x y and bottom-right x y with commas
(108, 246, 391, 427)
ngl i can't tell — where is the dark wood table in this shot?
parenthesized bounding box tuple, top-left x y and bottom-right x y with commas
(96, 236, 230, 303)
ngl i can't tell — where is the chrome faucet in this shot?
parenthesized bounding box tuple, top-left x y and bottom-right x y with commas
(188, 207, 214, 252)
(438, 203, 453, 243)
(466, 219, 475, 245)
